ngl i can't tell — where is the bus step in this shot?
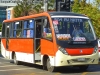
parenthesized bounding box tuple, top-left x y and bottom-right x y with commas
(35, 62, 41, 65)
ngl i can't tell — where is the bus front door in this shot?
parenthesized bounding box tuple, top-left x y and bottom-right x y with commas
(34, 23, 41, 63)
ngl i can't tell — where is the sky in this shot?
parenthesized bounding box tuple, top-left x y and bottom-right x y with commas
(86, 0, 94, 3)
(70, 0, 94, 3)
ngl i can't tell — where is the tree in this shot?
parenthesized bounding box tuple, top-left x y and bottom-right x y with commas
(31, 0, 55, 13)
(72, 0, 80, 13)
(48, 0, 55, 11)
(14, 0, 55, 17)
(14, 0, 34, 17)
(72, 0, 100, 38)
(90, 0, 100, 37)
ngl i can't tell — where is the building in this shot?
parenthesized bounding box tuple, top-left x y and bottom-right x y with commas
(0, 0, 18, 23)
(0, 6, 6, 23)
(0, 0, 42, 23)
(6, 7, 14, 20)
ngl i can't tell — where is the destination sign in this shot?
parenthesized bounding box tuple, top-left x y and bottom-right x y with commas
(0, 0, 42, 3)
(0, 0, 19, 3)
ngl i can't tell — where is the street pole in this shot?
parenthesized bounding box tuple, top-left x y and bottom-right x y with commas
(56, 0, 58, 11)
(56, 0, 65, 11)
(44, 0, 48, 12)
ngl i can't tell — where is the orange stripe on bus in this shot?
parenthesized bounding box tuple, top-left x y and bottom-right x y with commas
(2, 39, 34, 53)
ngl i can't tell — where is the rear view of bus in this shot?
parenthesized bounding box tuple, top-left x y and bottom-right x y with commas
(49, 12, 99, 71)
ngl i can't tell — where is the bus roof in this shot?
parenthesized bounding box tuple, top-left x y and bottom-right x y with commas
(3, 11, 87, 23)
(49, 11, 86, 17)
(3, 12, 49, 23)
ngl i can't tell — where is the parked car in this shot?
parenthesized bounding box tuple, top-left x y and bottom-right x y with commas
(98, 39, 100, 60)
(0, 32, 1, 42)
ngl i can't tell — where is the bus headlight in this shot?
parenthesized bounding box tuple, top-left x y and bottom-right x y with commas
(59, 47, 68, 55)
(93, 46, 98, 53)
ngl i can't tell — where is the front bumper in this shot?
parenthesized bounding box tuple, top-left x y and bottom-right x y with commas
(53, 50, 99, 66)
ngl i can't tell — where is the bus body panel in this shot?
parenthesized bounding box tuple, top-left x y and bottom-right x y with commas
(1, 40, 7, 58)
(41, 39, 54, 56)
(1, 39, 6, 49)
(1, 39, 12, 59)
(1, 40, 35, 63)
(14, 52, 35, 63)
(2, 38, 34, 53)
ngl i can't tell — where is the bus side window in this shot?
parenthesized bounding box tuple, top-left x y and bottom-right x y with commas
(13, 22, 16, 37)
(23, 19, 34, 38)
(13, 21, 22, 38)
(43, 18, 52, 40)
(2, 23, 6, 38)
(23, 20, 27, 38)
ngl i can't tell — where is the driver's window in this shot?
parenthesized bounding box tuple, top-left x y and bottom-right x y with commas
(83, 21, 93, 39)
(84, 21, 91, 33)
(42, 17, 52, 40)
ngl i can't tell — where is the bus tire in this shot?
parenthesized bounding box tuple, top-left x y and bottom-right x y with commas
(78, 65, 89, 70)
(46, 58, 56, 72)
(13, 54, 20, 65)
(43, 63, 47, 70)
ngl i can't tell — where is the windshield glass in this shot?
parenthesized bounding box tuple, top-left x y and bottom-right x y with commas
(52, 17, 96, 42)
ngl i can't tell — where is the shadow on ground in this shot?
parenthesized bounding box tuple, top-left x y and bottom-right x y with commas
(0, 53, 100, 74)
(10, 61, 100, 74)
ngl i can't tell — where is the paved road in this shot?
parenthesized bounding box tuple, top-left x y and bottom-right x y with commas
(0, 55, 100, 75)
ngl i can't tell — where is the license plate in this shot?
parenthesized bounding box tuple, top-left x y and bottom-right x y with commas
(77, 58, 85, 61)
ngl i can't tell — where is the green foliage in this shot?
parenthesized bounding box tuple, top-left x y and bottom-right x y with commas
(32, 2, 43, 13)
(14, 0, 55, 17)
(72, 0, 81, 13)
(14, 0, 34, 17)
(48, 0, 55, 10)
(31, 0, 55, 12)
(72, 0, 100, 38)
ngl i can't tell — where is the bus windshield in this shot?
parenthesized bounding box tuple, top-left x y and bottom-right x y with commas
(52, 17, 96, 43)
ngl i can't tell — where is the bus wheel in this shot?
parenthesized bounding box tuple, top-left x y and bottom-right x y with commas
(13, 54, 20, 65)
(46, 58, 56, 72)
(78, 65, 89, 70)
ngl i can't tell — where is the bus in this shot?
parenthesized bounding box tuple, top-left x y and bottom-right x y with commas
(1, 11, 99, 72)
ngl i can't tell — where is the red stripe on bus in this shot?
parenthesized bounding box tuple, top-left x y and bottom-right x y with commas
(66, 48, 94, 56)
